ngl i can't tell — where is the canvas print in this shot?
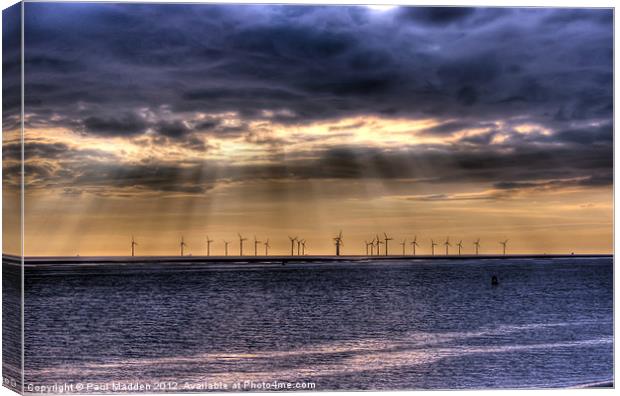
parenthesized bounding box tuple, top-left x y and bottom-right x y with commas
(2, 2, 613, 393)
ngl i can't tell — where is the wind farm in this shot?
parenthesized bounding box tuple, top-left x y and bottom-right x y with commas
(24, 232, 607, 264)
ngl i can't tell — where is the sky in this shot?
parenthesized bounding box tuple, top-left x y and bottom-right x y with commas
(2, 3, 613, 256)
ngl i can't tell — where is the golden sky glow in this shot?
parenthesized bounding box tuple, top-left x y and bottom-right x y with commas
(6, 114, 612, 256)
(21, 179, 612, 256)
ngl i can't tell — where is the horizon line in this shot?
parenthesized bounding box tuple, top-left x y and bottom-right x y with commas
(3, 253, 613, 261)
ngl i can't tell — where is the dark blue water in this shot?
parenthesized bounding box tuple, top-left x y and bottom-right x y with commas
(19, 257, 613, 391)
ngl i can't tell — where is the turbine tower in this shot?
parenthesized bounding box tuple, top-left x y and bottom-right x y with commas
(474, 238, 481, 255)
(288, 236, 297, 256)
(410, 236, 419, 256)
(400, 239, 407, 255)
(301, 240, 306, 255)
(365, 240, 372, 256)
(264, 239, 270, 256)
(253, 236, 261, 256)
(334, 231, 343, 256)
(238, 233, 247, 256)
(180, 236, 187, 257)
(383, 233, 393, 256)
(457, 240, 463, 255)
(375, 235, 384, 255)
(131, 236, 137, 257)
(500, 239, 509, 255)
(369, 238, 375, 255)
(431, 239, 437, 256)
(444, 237, 451, 255)
(297, 238, 302, 256)
(223, 240, 230, 256)
(206, 235, 213, 256)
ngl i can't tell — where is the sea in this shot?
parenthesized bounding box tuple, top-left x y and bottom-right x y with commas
(3, 256, 614, 392)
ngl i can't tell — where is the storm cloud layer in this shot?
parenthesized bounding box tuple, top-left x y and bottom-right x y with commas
(15, 4, 614, 195)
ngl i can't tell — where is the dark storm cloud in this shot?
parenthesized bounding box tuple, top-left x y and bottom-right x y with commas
(494, 172, 613, 191)
(154, 120, 192, 139)
(405, 192, 511, 202)
(4, 141, 115, 162)
(458, 131, 497, 145)
(301, 143, 612, 185)
(554, 123, 613, 145)
(397, 7, 475, 25)
(83, 114, 149, 137)
(398, 7, 511, 28)
(194, 119, 221, 131)
(21, 148, 217, 194)
(22, 4, 612, 127)
(3, 3, 21, 131)
(19, 135, 612, 196)
(73, 162, 215, 194)
(19, 4, 613, 193)
(543, 8, 613, 25)
(419, 120, 478, 135)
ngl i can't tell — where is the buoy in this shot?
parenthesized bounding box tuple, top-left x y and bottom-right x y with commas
(491, 275, 499, 286)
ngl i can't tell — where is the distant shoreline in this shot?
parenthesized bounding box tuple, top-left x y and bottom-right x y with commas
(3, 253, 613, 266)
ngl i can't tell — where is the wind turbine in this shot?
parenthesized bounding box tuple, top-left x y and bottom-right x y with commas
(383, 233, 393, 256)
(369, 238, 375, 255)
(253, 236, 261, 256)
(431, 239, 437, 256)
(474, 238, 481, 255)
(264, 239, 270, 256)
(334, 231, 343, 256)
(410, 236, 419, 256)
(375, 235, 384, 255)
(444, 237, 451, 255)
(206, 235, 213, 256)
(238, 233, 247, 256)
(180, 236, 187, 257)
(400, 239, 407, 255)
(301, 240, 306, 255)
(365, 240, 371, 256)
(297, 238, 302, 256)
(223, 240, 230, 256)
(131, 235, 137, 257)
(288, 236, 297, 256)
(500, 239, 509, 255)
(457, 240, 463, 255)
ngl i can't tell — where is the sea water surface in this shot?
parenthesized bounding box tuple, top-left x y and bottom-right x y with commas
(16, 257, 614, 391)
